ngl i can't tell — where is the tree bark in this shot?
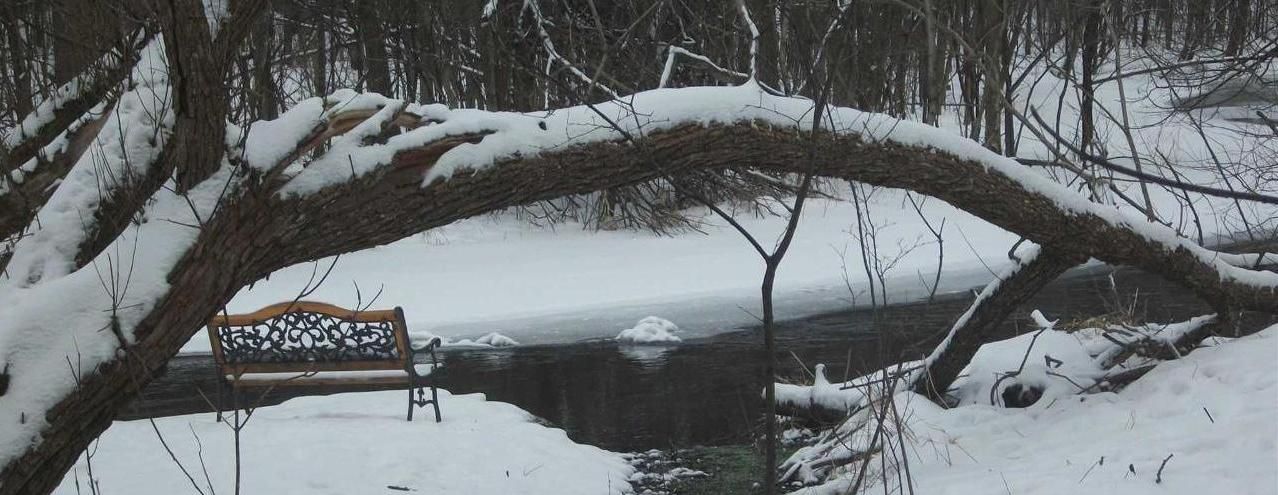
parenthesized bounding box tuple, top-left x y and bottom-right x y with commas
(355, 0, 391, 96)
(0, 32, 151, 245)
(0, 4, 33, 119)
(1079, 0, 1104, 154)
(74, 0, 266, 268)
(50, 0, 124, 87)
(979, 0, 1005, 153)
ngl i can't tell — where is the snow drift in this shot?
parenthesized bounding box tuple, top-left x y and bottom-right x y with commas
(616, 316, 682, 344)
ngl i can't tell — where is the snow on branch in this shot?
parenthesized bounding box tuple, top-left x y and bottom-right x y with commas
(521, 0, 620, 101)
(1, 39, 174, 289)
(736, 0, 760, 81)
(242, 89, 430, 182)
(1, 30, 153, 169)
(658, 47, 750, 88)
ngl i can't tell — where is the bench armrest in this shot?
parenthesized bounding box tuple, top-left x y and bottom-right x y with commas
(407, 337, 443, 379)
(415, 336, 443, 351)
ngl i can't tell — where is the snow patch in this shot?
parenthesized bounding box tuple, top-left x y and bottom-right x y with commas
(453, 332, 521, 348)
(616, 316, 682, 344)
(948, 315, 1105, 407)
(410, 330, 520, 348)
(789, 325, 1278, 495)
(53, 390, 633, 495)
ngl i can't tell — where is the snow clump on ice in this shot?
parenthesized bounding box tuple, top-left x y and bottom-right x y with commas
(616, 316, 682, 344)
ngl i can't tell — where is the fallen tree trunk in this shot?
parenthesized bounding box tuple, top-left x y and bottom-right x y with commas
(913, 247, 1084, 401)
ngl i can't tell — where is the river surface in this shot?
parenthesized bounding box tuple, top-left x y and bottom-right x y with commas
(125, 262, 1272, 451)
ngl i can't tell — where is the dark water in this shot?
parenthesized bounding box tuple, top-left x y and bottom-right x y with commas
(126, 263, 1273, 452)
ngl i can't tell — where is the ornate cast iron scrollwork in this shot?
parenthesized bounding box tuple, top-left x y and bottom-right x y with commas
(217, 311, 401, 364)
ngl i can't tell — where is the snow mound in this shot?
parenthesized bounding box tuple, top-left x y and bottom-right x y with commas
(949, 310, 1104, 407)
(55, 390, 633, 494)
(616, 316, 681, 344)
(411, 330, 520, 348)
(473, 332, 520, 347)
(453, 332, 520, 347)
(791, 325, 1278, 495)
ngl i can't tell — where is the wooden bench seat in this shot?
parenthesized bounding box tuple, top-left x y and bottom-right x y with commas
(207, 301, 443, 421)
(222, 364, 442, 386)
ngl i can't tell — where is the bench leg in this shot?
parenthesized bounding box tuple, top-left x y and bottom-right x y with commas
(212, 370, 226, 423)
(214, 386, 223, 423)
(407, 384, 443, 423)
(406, 387, 414, 422)
(430, 385, 441, 423)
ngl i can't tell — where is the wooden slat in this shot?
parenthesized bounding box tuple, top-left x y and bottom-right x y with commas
(392, 306, 411, 367)
(229, 375, 413, 388)
(206, 323, 227, 366)
(208, 300, 398, 326)
(224, 360, 404, 377)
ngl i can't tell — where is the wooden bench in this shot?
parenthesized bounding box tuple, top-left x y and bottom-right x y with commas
(207, 301, 443, 422)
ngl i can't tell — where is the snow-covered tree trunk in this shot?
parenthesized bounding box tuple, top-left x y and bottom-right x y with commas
(913, 247, 1084, 401)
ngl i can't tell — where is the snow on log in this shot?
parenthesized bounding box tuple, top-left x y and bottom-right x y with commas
(0, 40, 174, 288)
(775, 362, 922, 423)
(0, 31, 152, 170)
(0, 102, 111, 245)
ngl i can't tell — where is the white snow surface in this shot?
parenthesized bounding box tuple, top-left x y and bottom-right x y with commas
(453, 332, 522, 348)
(776, 361, 923, 414)
(408, 330, 521, 349)
(947, 319, 1106, 407)
(789, 325, 1278, 495)
(53, 390, 634, 495)
(471, 332, 521, 347)
(615, 316, 682, 344)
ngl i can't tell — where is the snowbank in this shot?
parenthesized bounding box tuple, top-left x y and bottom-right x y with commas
(790, 326, 1278, 495)
(616, 316, 682, 344)
(410, 330, 520, 349)
(472, 332, 520, 347)
(55, 390, 632, 495)
(948, 310, 1104, 407)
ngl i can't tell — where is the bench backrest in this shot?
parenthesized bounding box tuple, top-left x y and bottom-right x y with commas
(207, 301, 412, 377)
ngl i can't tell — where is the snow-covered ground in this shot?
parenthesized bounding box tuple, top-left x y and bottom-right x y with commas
(788, 324, 1278, 495)
(54, 391, 634, 495)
